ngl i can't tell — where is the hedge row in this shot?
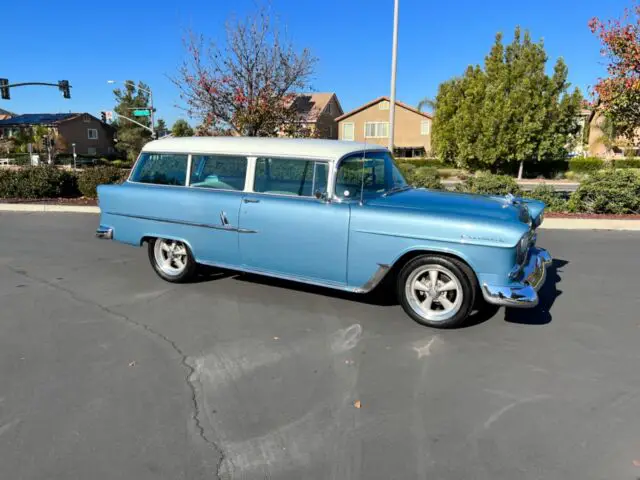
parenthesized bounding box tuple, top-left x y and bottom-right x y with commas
(0, 166, 129, 199)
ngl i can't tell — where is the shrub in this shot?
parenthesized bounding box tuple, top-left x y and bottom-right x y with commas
(78, 166, 128, 198)
(0, 166, 78, 199)
(397, 162, 416, 179)
(568, 157, 604, 173)
(567, 169, 640, 214)
(396, 158, 446, 168)
(410, 167, 443, 190)
(455, 172, 522, 196)
(612, 158, 640, 169)
(524, 184, 568, 212)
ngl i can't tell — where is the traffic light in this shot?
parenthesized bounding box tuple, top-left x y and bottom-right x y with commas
(58, 80, 70, 99)
(42, 136, 49, 150)
(0, 79, 9, 100)
(100, 111, 107, 123)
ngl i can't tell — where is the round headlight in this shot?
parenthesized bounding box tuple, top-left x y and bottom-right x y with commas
(516, 234, 529, 265)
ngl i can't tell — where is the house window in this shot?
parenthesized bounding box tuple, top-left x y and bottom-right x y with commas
(379, 101, 390, 110)
(326, 103, 332, 115)
(88, 128, 98, 140)
(420, 120, 430, 135)
(83, 114, 91, 123)
(364, 122, 389, 138)
(342, 122, 354, 141)
(87, 147, 97, 155)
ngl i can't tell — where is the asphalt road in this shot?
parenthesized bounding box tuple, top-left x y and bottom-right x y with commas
(1, 213, 640, 480)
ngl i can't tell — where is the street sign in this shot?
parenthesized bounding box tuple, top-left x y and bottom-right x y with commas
(132, 109, 151, 117)
(105, 111, 113, 121)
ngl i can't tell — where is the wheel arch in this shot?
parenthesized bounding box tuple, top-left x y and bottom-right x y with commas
(387, 248, 480, 291)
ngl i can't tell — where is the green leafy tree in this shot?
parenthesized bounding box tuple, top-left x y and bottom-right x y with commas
(171, 119, 194, 137)
(433, 28, 583, 178)
(112, 81, 152, 161)
(155, 119, 168, 138)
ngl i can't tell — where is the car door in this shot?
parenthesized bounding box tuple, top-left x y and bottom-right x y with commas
(238, 157, 350, 286)
(183, 153, 248, 266)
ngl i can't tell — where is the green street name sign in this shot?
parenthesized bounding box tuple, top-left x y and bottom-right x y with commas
(132, 109, 151, 117)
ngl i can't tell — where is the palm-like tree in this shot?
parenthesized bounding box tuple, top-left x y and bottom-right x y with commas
(417, 97, 436, 113)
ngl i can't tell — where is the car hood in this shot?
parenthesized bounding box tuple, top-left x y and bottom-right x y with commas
(367, 188, 536, 225)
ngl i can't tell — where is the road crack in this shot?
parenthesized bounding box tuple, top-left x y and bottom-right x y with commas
(6, 265, 226, 479)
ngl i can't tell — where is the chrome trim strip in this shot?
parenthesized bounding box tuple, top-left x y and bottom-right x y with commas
(198, 259, 350, 292)
(353, 263, 391, 293)
(95, 225, 113, 239)
(105, 211, 257, 234)
(483, 248, 552, 308)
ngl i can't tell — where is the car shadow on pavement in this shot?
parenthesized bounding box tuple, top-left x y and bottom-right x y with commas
(503, 259, 568, 326)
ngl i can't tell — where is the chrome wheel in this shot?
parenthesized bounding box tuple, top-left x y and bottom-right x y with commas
(153, 239, 189, 276)
(405, 264, 463, 323)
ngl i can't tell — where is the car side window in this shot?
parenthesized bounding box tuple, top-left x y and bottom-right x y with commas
(130, 153, 188, 186)
(254, 157, 328, 197)
(190, 155, 247, 191)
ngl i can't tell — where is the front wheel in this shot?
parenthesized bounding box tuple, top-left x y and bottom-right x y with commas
(148, 238, 197, 283)
(397, 255, 475, 328)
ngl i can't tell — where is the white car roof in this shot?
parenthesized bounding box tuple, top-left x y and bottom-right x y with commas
(141, 136, 388, 162)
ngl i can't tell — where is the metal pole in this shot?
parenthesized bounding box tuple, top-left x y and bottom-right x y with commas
(72, 143, 76, 171)
(388, 0, 399, 152)
(149, 91, 155, 139)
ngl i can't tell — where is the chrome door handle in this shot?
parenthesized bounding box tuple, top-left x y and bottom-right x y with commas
(243, 198, 260, 204)
(220, 211, 229, 226)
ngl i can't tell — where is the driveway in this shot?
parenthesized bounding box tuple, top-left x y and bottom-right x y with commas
(1, 212, 639, 480)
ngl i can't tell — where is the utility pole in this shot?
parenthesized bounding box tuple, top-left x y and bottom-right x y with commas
(388, 0, 400, 152)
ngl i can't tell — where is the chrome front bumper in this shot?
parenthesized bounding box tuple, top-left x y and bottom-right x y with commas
(482, 248, 552, 308)
(95, 225, 113, 240)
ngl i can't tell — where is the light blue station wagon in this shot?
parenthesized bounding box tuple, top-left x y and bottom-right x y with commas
(96, 137, 552, 328)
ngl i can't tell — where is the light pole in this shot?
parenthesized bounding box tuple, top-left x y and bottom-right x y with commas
(388, 0, 399, 152)
(107, 80, 155, 138)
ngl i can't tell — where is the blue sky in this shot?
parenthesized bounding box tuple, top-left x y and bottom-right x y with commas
(0, 0, 629, 126)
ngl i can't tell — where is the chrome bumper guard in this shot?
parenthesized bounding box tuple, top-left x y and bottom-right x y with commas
(482, 248, 552, 308)
(95, 225, 113, 240)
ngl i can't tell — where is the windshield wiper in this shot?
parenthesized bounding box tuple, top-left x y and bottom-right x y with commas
(383, 185, 412, 197)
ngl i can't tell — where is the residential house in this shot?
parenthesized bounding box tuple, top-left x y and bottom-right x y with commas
(336, 96, 433, 158)
(0, 108, 13, 120)
(0, 113, 116, 156)
(586, 108, 639, 158)
(289, 93, 343, 139)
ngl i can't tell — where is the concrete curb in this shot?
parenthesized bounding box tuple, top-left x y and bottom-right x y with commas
(1, 204, 640, 231)
(0, 204, 100, 213)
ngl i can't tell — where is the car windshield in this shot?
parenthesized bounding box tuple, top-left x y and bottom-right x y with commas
(335, 151, 408, 200)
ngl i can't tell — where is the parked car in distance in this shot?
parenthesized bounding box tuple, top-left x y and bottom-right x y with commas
(96, 137, 552, 328)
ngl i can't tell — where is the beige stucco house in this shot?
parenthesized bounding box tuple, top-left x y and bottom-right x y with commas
(289, 93, 343, 139)
(586, 108, 639, 158)
(336, 96, 433, 157)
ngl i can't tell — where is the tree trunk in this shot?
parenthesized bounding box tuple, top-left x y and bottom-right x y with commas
(517, 160, 524, 180)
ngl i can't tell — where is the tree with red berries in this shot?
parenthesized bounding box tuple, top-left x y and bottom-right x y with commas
(589, 3, 640, 140)
(172, 8, 316, 137)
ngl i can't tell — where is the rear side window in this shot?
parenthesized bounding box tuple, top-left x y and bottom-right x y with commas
(254, 158, 328, 197)
(190, 155, 247, 191)
(130, 153, 188, 186)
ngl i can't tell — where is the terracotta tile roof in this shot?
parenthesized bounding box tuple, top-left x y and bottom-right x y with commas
(335, 96, 433, 122)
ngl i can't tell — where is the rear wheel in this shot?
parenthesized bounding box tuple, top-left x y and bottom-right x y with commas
(397, 255, 475, 328)
(148, 238, 197, 283)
